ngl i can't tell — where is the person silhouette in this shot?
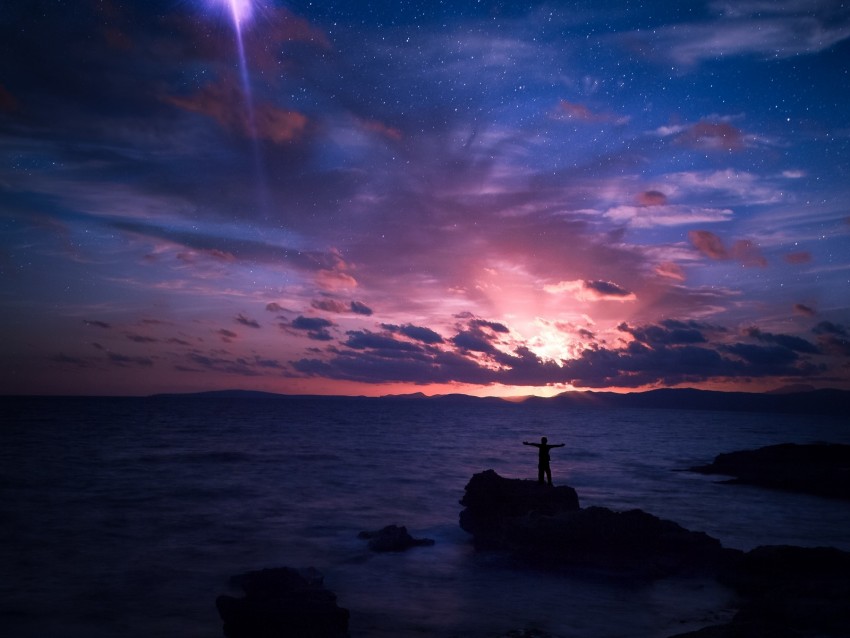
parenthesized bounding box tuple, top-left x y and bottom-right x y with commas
(523, 436, 565, 486)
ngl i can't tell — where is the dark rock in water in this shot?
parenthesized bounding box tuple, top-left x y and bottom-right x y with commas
(669, 545, 850, 638)
(460, 470, 729, 578)
(689, 442, 850, 500)
(357, 524, 435, 552)
(216, 567, 349, 638)
(459, 469, 580, 548)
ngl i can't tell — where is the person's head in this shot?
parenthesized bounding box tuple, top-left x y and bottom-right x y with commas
(541, 436, 547, 444)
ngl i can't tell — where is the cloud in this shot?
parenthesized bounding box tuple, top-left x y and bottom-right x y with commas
(554, 100, 629, 125)
(688, 230, 767, 266)
(794, 303, 816, 316)
(289, 315, 825, 389)
(812, 321, 850, 356)
(655, 262, 686, 281)
(545, 279, 636, 302)
(84, 320, 112, 329)
(744, 327, 820, 354)
(350, 301, 374, 316)
(289, 316, 334, 341)
(627, 6, 850, 66)
(108, 352, 154, 367)
(383, 323, 445, 344)
(345, 330, 427, 353)
(677, 121, 746, 152)
(163, 79, 309, 144)
(125, 333, 158, 343)
(784, 251, 812, 264)
(637, 190, 667, 206)
(236, 314, 261, 328)
(605, 204, 733, 228)
(182, 352, 271, 377)
(619, 319, 713, 346)
(470, 319, 510, 334)
(311, 299, 374, 315)
(218, 328, 238, 342)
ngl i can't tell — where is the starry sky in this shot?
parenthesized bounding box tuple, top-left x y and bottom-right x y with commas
(2, 0, 849, 397)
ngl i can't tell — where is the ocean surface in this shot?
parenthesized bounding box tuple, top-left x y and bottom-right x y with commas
(2, 396, 849, 638)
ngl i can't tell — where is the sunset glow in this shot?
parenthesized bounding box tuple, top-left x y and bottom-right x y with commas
(2, 1, 849, 397)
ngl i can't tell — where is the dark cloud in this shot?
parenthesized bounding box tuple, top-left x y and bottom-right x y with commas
(183, 352, 268, 377)
(813, 321, 850, 356)
(585, 280, 633, 298)
(470, 319, 510, 333)
(290, 316, 334, 341)
(452, 330, 498, 353)
(290, 314, 827, 389)
(345, 330, 425, 353)
(236, 314, 261, 329)
(311, 299, 374, 315)
(125, 333, 158, 343)
(745, 327, 819, 354)
(794, 303, 816, 316)
(218, 329, 238, 343)
(107, 352, 154, 367)
(383, 323, 445, 344)
(350, 301, 374, 316)
(619, 319, 710, 346)
(84, 320, 111, 329)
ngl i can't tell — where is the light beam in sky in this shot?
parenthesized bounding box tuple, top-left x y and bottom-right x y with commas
(206, 0, 270, 218)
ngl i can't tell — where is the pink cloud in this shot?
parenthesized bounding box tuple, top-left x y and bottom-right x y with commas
(164, 79, 308, 144)
(655, 262, 686, 281)
(688, 230, 729, 259)
(677, 121, 745, 151)
(784, 251, 812, 264)
(688, 231, 766, 267)
(637, 190, 668, 206)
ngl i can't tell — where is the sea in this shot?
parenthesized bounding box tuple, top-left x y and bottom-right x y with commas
(1, 395, 849, 638)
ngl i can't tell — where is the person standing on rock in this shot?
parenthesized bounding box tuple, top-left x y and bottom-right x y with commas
(523, 436, 565, 486)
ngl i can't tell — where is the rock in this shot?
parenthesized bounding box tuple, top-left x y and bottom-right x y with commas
(669, 545, 850, 638)
(216, 567, 349, 638)
(459, 470, 730, 578)
(459, 469, 580, 548)
(689, 443, 850, 500)
(357, 524, 435, 552)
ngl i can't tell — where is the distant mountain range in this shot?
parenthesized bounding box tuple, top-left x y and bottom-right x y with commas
(151, 387, 850, 416)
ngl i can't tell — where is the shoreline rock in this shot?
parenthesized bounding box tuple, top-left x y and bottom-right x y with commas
(689, 443, 850, 500)
(357, 524, 435, 552)
(459, 470, 731, 578)
(670, 545, 850, 637)
(216, 567, 349, 638)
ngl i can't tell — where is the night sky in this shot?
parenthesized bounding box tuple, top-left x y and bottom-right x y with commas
(2, 0, 849, 397)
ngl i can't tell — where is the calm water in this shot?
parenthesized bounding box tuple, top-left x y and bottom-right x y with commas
(1, 396, 849, 638)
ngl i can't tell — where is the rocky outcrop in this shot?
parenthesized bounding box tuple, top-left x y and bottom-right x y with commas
(669, 545, 850, 638)
(357, 524, 434, 552)
(689, 443, 850, 500)
(216, 567, 349, 638)
(459, 469, 580, 548)
(460, 470, 730, 578)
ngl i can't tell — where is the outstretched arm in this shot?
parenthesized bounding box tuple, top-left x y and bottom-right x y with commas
(554, 443, 565, 448)
(522, 441, 540, 447)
